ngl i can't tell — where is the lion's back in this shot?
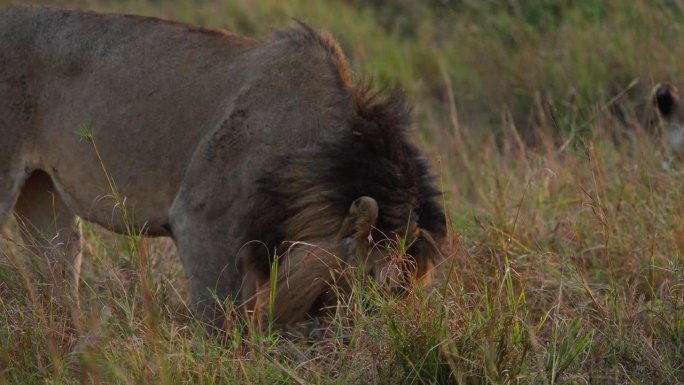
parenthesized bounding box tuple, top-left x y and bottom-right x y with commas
(0, 6, 265, 233)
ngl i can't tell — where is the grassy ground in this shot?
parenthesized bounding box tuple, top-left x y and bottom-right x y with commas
(1, 0, 684, 384)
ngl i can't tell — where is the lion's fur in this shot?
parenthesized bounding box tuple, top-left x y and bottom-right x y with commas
(0, 5, 446, 328)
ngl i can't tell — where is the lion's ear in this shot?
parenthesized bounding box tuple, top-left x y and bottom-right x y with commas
(337, 196, 378, 258)
(654, 83, 680, 120)
(349, 196, 378, 236)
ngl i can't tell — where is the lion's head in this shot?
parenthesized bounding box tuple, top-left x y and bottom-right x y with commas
(241, 83, 446, 328)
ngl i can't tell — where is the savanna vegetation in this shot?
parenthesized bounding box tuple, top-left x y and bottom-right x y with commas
(1, 0, 683, 383)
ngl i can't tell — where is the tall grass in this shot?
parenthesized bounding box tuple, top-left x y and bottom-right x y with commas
(2, 0, 684, 383)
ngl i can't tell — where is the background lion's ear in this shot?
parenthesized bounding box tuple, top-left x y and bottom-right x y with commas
(653, 83, 680, 120)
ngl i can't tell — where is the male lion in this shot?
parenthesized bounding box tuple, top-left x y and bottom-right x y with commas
(0, 6, 447, 328)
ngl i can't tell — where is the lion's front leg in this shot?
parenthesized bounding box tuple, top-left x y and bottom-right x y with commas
(169, 213, 246, 329)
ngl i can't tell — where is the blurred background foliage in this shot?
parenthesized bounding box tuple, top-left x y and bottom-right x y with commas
(7, 0, 684, 143)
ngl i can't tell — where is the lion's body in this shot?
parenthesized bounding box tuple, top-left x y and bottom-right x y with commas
(0, 6, 446, 327)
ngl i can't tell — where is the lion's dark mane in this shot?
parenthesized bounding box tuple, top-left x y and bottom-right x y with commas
(245, 24, 447, 273)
